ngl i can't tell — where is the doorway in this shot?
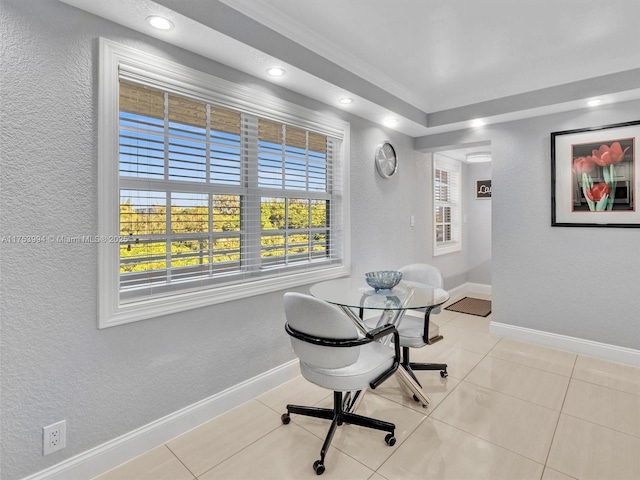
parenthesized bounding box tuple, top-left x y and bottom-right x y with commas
(433, 147, 492, 288)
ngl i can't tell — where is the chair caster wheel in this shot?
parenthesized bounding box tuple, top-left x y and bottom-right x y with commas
(385, 433, 396, 446)
(281, 413, 291, 424)
(412, 394, 420, 402)
(440, 370, 448, 378)
(313, 460, 325, 475)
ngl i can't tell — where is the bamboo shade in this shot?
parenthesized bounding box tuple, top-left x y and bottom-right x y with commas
(168, 94, 206, 129)
(285, 126, 306, 149)
(259, 119, 283, 144)
(210, 105, 241, 135)
(167, 96, 241, 135)
(259, 120, 327, 153)
(308, 132, 327, 154)
(119, 81, 164, 119)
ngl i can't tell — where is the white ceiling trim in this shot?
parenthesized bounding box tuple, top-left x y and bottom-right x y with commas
(60, 0, 431, 136)
(219, 0, 426, 110)
(59, 0, 640, 139)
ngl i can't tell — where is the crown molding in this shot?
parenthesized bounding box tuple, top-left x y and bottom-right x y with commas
(219, 0, 427, 110)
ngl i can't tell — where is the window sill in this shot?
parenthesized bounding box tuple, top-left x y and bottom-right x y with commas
(433, 243, 461, 257)
(99, 264, 349, 328)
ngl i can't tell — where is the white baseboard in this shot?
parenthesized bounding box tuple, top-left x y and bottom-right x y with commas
(467, 282, 492, 295)
(23, 360, 300, 480)
(447, 282, 492, 301)
(490, 322, 640, 367)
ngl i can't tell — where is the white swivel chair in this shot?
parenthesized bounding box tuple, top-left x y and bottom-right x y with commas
(364, 264, 448, 394)
(281, 292, 400, 475)
(396, 263, 448, 382)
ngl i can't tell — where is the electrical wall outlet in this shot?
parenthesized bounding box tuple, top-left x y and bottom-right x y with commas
(43, 420, 66, 455)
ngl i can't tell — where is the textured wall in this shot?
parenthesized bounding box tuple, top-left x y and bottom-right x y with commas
(346, 123, 473, 288)
(0, 2, 461, 479)
(417, 100, 640, 351)
(466, 162, 492, 284)
(349, 120, 429, 276)
(490, 105, 640, 350)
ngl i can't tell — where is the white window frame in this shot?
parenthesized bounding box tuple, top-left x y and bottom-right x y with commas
(98, 39, 350, 328)
(433, 154, 461, 256)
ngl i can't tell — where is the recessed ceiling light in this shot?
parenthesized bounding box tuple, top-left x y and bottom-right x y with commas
(339, 97, 353, 105)
(267, 67, 286, 77)
(587, 99, 602, 107)
(470, 119, 486, 128)
(384, 117, 399, 126)
(146, 16, 174, 30)
(466, 152, 492, 163)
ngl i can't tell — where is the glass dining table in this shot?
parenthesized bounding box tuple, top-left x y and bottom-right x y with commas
(309, 277, 449, 407)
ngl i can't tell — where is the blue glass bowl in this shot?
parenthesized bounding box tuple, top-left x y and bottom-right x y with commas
(365, 271, 402, 291)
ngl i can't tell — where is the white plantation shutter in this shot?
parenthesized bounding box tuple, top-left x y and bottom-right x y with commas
(115, 79, 344, 305)
(254, 119, 339, 270)
(99, 40, 349, 326)
(433, 154, 461, 256)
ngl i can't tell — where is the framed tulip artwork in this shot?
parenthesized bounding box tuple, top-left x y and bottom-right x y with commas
(551, 120, 640, 227)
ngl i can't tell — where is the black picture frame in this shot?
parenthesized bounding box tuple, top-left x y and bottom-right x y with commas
(551, 120, 640, 227)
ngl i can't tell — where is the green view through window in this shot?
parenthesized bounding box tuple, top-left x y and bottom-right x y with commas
(118, 81, 340, 295)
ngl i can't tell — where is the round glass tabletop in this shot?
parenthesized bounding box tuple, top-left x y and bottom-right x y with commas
(310, 278, 449, 311)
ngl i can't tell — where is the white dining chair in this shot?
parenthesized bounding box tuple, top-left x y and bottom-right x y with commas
(364, 264, 448, 399)
(281, 292, 401, 475)
(396, 263, 448, 380)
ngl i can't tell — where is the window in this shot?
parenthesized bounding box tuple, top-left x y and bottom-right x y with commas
(433, 154, 461, 256)
(99, 39, 349, 327)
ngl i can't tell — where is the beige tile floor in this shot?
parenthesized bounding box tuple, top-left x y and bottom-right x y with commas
(95, 295, 640, 480)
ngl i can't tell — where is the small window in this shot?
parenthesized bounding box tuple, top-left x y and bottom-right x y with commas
(433, 154, 461, 256)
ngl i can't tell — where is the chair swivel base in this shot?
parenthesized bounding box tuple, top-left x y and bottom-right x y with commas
(406, 361, 448, 378)
(281, 391, 395, 475)
(400, 346, 448, 404)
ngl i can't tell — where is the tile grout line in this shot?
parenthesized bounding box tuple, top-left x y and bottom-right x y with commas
(570, 374, 640, 398)
(189, 422, 291, 479)
(259, 377, 436, 471)
(372, 415, 429, 478)
(539, 353, 578, 477)
(428, 322, 496, 421)
(368, 318, 492, 477)
(427, 416, 547, 471)
(432, 364, 562, 463)
(485, 345, 577, 378)
(458, 376, 568, 413)
(370, 309, 490, 480)
(164, 443, 199, 480)
(286, 397, 427, 477)
(424, 329, 563, 471)
(558, 411, 640, 440)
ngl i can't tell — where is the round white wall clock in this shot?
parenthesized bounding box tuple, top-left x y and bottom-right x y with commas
(374, 141, 398, 178)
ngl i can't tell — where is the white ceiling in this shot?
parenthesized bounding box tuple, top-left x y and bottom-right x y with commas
(61, 0, 640, 139)
(222, 0, 640, 112)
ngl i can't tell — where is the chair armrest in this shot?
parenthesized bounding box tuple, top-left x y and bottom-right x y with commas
(422, 306, 435, 343)
(367, 324, 401, 389)
(286, 322, 401, 389)
(365, 324, 396, 341)
(285, 323, 370, 347)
